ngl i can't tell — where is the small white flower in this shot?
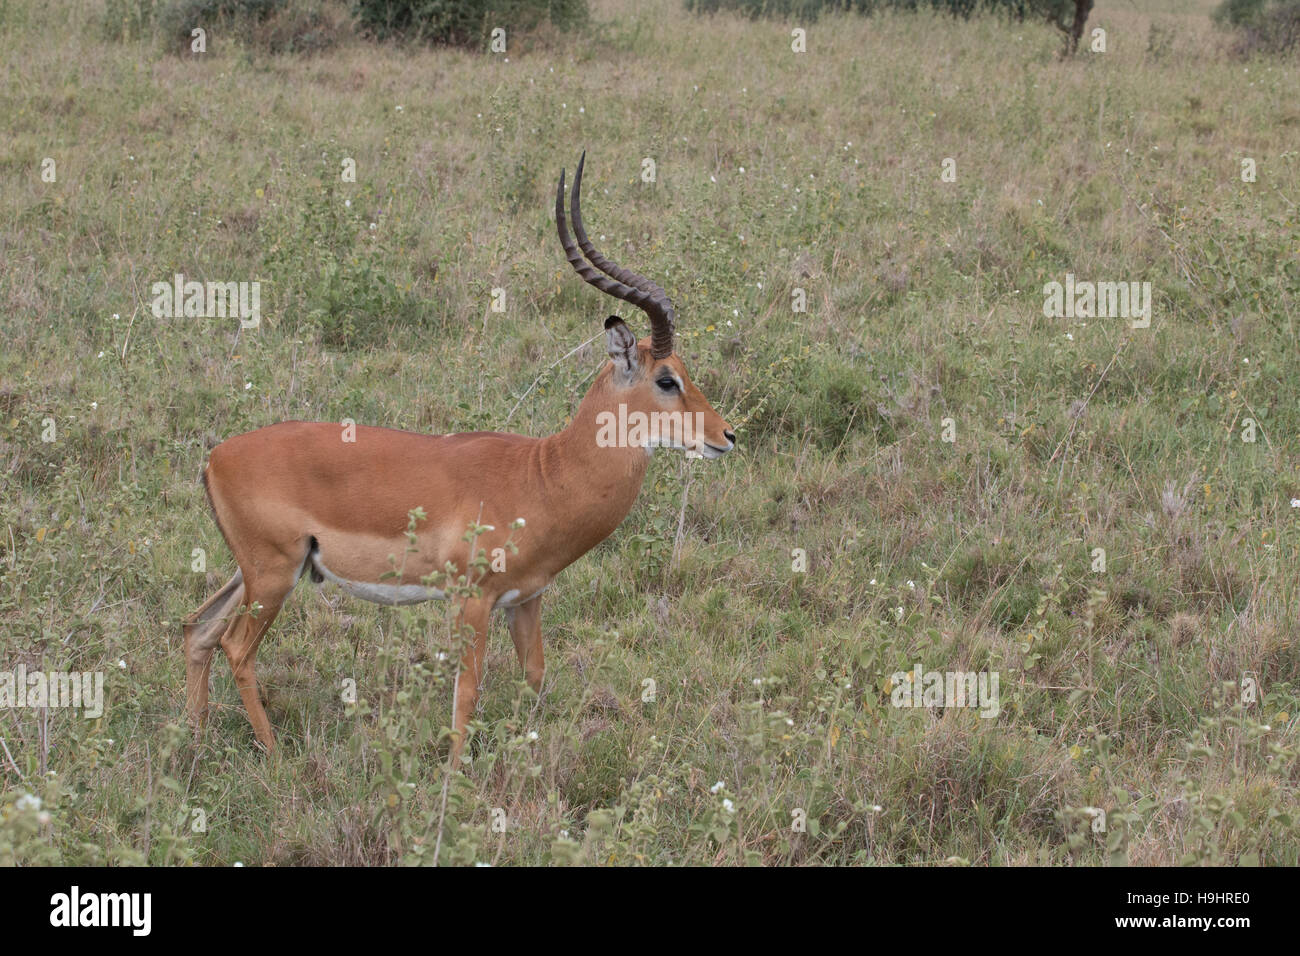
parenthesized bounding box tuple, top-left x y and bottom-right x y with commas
(1290, 499, 1300, 508)
(870, 578, 877, 585)
(90, 402, 98, 410)
(233, 862, 244, 867)
(244, 382, 252, 390)
(753, 678, 762, 686)
(907, 580, 915, 589)
(1066, 333, 1074, 341)
(395, 105, 403, 112)
(721, 798, 735, 813)
(37, 811, 51, 826)
(710, 175, 716, 183)
(513, 517, 526, 527)
(112, 314, 120, 320)
(344, 199, 351, 207)
(871, 805, 883, 813)
(97, 351, 105, 358)
(785, 718, 794, 726)
(15, 793, 41, 812)
(369, 222, 376, 230)
(710, 781, 725, 794)
(117, 659, 126, 669)
(527, 731, 538, 741)
(739, 166, 745, 173)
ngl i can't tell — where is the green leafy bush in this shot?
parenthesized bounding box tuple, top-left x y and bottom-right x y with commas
(1214, 0, 1300, 54)
(156, 0, 286, 45)
(102, 0, 161, 40)
(685, 0, 1095, 54)
(352, 0, 587, 45)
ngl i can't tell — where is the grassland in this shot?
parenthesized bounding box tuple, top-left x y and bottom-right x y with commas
(0, 0, 1297, 865)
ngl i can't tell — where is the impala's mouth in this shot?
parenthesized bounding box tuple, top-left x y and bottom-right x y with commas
(700, 441, 734, 459)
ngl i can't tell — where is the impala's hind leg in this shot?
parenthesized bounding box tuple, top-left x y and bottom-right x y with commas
(219, 568, 298, 752)
(506, 595, 545, 694)
(184, 570, 244, 732)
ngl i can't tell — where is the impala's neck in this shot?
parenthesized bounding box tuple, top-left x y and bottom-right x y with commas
(533, 366, 649, 571)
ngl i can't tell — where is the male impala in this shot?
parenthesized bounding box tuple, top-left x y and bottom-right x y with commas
(184, 153, 735, 763)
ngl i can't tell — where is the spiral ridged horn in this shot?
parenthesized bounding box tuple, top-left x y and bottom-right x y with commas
(555, 152, 675, 358)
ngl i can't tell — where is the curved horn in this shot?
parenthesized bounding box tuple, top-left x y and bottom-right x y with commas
(555, 154, 676, 359)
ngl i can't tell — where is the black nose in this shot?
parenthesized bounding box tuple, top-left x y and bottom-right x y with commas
(724, 430, 736, 444)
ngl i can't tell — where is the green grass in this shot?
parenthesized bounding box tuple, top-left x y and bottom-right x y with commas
(1, 0, 1297, 865)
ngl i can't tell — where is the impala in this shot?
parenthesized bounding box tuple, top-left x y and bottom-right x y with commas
(184, 153, 736, 762)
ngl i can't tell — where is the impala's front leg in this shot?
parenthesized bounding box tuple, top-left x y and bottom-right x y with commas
(507, 595, 545, 694)
(449, 597, 493, 766)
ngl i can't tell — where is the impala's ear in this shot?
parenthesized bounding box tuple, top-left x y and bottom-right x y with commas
(605, 315, 639, 379)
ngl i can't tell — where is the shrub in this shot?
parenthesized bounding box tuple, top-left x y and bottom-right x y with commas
(258, 0, 353, 52)
(156, 0, 285, 46)
(685, 0, 1095, 55)
(1214, 0, 1300, 55)
(352, 0, 588, 46)
(107, 0, 346, 52)
(102, 0, 161, 40)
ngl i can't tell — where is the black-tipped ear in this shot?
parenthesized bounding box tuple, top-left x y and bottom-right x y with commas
(604, 315, 639, 378)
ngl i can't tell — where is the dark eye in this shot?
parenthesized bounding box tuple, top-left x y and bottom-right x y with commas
(656, 377, 678, 391)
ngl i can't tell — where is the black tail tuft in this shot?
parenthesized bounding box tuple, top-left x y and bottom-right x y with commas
(308, 536, 323, 583)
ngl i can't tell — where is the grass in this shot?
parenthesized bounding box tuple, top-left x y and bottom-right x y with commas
(0, 0, 1297, 865)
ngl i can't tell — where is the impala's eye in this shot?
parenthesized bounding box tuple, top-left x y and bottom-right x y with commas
(657, 377, 678, 392)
